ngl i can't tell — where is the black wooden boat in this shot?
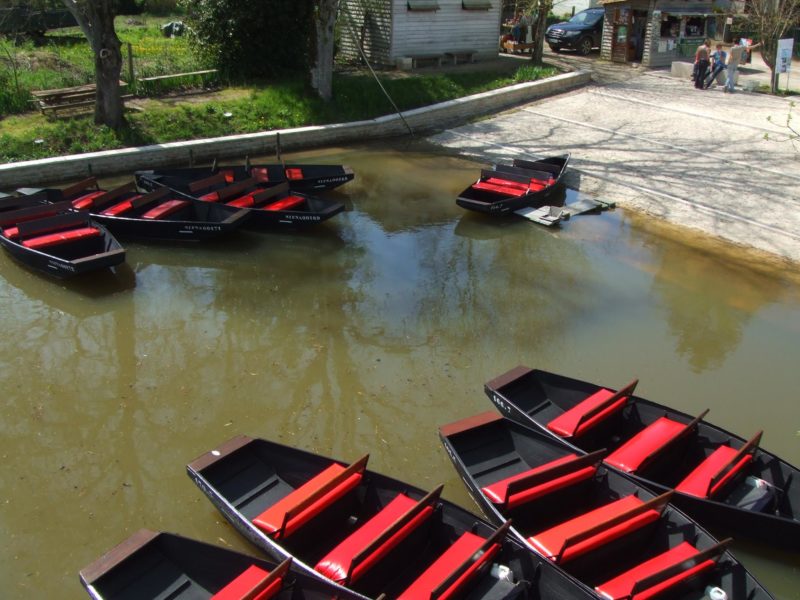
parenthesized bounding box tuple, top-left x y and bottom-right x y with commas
(439, 411, 775, 600)
(0, 195, 125, 278)
(135, 161, 355, 193)
(484, 366, 800, 550)
(19, 178, 249, 242)
(187, 435, 599, 600)
(456, 155, 570, 215)
(137, 173, 344, 228)
(79, 529, 366, 600)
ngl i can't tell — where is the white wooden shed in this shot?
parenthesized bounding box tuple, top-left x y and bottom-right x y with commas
(339, 0, 502, 69)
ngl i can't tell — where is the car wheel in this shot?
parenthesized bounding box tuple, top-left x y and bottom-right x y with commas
(549, 45, 561, 52)
(577, 37, 593, 56)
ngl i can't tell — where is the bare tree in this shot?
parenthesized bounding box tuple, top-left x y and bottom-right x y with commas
(515, 0, 552, 64)
(310, 0, 339, 102)
(61, 0, 124, 129)
(739, 0, 800, 93)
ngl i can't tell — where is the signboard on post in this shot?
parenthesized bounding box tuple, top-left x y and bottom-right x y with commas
(776, 38, 794, 74)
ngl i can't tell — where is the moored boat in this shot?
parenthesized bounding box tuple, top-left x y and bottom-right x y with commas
(439, 411, 775, 600)
(484, 366, 800, 550)
(137, 173, 344, 229)
(19, 178, 249, 242)
(187, 435, 598, 600)
(135, 161, 355, 193)
(79, 529, 365, 599)
(456, 154, 570, 216)
(0, 197, 125, 278)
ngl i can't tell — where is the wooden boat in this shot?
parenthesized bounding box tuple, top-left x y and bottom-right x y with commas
(187, 435, 599, 600)
(439, 411, 775, 600)
(79, 529, 366, 600)
(135, 161, 355, 193)
(484, 366, 800, 550)
(455, 155, 570, 216)
(137, 172, 344, 228)
(19, 178, 249, 242)
(0, 195, 125, 278)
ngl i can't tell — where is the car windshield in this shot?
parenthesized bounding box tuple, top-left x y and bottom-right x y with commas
(569, 11, 601, 25)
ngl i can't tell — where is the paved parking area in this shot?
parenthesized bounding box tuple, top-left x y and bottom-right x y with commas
(430, 57, 800, 263)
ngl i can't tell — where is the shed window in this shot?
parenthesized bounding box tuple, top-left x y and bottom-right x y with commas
(462, 0, 492, 9)
(408, 0, 440, 10)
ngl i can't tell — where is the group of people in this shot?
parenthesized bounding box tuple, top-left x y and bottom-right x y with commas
(693, 38, 760, 93)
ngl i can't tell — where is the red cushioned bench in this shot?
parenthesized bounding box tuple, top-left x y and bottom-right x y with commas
(314, 486, 442, 585)
(676, 431, 761, 499)
(21, 226, 101, 249)
(285, 168, 304, 180)
(262, 195, 305, 212)
(546, 380, 638, 439)
(397, 521, 510, 600)
(604, 410, 708, 474)
(194, 177, 258, 204)
(211, 557, 291, 600)
(252, 456, 367, 540)
(101, 199, 136, 216)
(71, 189, 106, 210)
(251, 167, 270, 183)
(481, 450, 603, 509)
(141, 199, 190, 220)
(594, 538, 731, 600)
(528, 492, 672, 564)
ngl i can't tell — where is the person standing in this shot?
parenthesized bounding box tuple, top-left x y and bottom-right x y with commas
(704, 43, 727, 88)
(694, 39, 711, 90)
(725, 39, 761, 93)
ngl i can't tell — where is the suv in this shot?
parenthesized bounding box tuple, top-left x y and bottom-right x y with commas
(545, 7, 604, 55)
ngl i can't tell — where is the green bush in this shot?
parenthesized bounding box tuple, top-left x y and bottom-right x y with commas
(179, 0, 312, 79)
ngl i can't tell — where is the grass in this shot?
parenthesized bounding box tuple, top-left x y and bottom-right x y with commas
(0, 13, 559, 162)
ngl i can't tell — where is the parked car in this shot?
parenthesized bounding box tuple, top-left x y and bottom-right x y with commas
(545, 7, 604, 55)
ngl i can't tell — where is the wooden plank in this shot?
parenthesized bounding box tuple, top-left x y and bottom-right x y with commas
(514, 205, 566, 226)
(138, 69, 218, 83)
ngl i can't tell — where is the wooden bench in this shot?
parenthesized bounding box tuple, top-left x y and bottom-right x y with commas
(444, 50, 477, 65)
(31, 82, 131, 117)
(409, 54, 443, 69)
(137, 69, 218, 92)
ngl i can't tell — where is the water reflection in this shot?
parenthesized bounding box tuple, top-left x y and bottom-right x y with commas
(0, 143, 799, 600)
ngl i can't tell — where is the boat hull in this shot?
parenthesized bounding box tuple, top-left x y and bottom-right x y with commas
(484, 366, 800, 550)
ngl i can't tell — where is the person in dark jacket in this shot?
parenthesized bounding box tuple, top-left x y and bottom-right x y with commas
(694, 39, 711, 90)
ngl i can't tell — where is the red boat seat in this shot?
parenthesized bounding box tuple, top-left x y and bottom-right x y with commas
(227, 193, 259, 208)
(142, 199, 190, 220)
(528, 494, 661, 564)
(3, 226, 20, 239)
(594, 542, 715, 600)
(397, 531, 500, 600)
(314, 493, 435, 584)
(199, 191, 220, 202)
(263, 196, 305, 211)
(252, 461, 364, 540)
(481, 454, 596, 509)
(547, 388, 629, 438)
(676, 445, 753, 499)
(21, 226, 101, 249)
(211, 565, 283, 600)
(101, 197, 140, 216)
(285, 168, 304, 180)
(220, 169, 236, 184)
(604, 417, 687, 474)
(251, 167, 270, 183)
(71, 190, 106, 210)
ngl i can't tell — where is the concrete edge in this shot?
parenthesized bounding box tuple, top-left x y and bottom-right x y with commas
(0, 70, 591, 188)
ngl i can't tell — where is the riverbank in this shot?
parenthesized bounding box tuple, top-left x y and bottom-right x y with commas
(430, 55, 800, 265)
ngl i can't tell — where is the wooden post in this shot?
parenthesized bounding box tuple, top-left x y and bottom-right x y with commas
(127, 42, 134, 85)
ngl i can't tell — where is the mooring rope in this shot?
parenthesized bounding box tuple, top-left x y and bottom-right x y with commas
(338, 2, 414, 136)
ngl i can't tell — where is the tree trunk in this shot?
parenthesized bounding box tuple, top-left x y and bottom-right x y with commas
(530, 1, 551, 64)
(62, 0, 124, 129)
(310, 0, 340, 102)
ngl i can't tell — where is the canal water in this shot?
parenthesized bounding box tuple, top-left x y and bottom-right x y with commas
(1, 142, 798, 599)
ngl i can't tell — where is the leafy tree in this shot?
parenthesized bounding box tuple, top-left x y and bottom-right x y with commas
(180, 0, 313, 80)
(737, 0, 800, 93)
(61, 0, 126, 130)
(514, 0, 552, 64)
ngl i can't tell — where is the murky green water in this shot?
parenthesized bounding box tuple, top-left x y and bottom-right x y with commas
(1, 142, 798, 599)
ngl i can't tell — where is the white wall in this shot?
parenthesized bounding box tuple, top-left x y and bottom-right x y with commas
(390, 0, 502, 59)
(550, 0, 599, 19)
